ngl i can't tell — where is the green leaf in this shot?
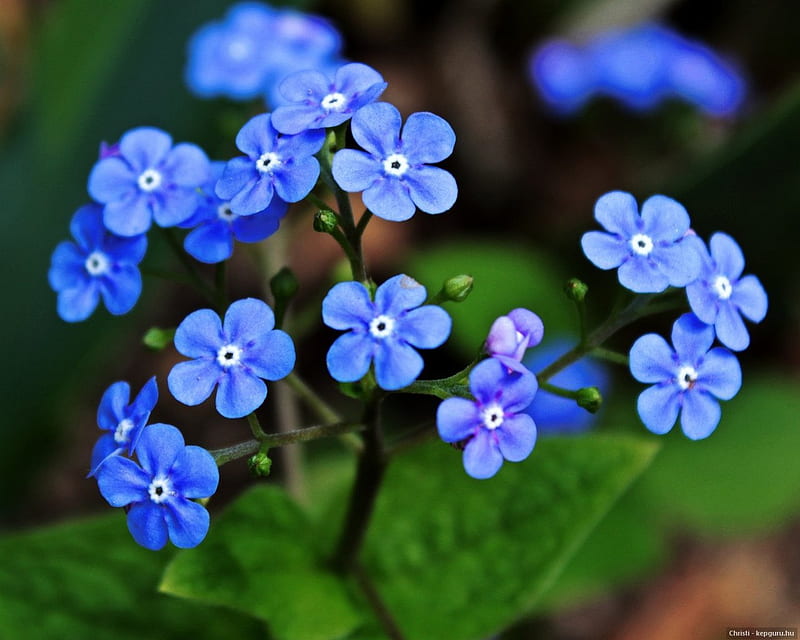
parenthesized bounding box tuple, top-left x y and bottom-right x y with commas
(360, 435, 659, 639)
(638, 376, 800, 535)
(160, 485, 363, 640)
(142, 326, 176, 351)
(0, 513, 263, 639)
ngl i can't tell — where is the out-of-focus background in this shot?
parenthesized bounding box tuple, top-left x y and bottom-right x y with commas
(1, 0, 799, 638)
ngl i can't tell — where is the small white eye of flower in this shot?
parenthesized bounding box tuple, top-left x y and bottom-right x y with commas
(369, 315, 395, 339)
(138, 169, 162, 192)
(629, 233, 654, 256)
(383, 153, 409, 177)
(217, 344, 243, 367)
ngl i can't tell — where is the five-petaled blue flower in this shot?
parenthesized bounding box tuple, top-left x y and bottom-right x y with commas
(271, 62, 387, 135)
(89, 376, 158, 476)
(437, 358, 538, 479)
(629, 312, 741, 440)
(322, 274, 452, 390)
(485, 308, 545, 371)
(216, 113, 325, 216)
(581, 190, 701, 293)
(88, 127, 210, 237)
(686, 232, 768, 352)
(179, 161, 288, 264)
(48, 204, 147, 322)
(96, 423, 219, 550)
(168, 298, 295, 419)
(331, 102, 458, 222)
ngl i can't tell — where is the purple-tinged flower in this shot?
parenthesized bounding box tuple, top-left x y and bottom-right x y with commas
(179, 161, 288, 263)
(581, 190, 701, 293)
(322, 274, 451, 390)
(686, 233, 767, 351)
(48, 204, 147, 322)
(89, 376, 158, 476)
(88, 127, 210, 237)
(331, 102, 458, 222)
(96, 423, 219, 550)
(168, 298, 295, 418)
(528, 40, 594, 114)
(216, 113, 325, 215)
(437, 358, 537, 479)
(485, 308, 544, 371)
(630, 313, 741, 440)
(271, 63, 387, 134)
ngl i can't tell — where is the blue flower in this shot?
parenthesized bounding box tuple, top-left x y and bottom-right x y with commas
(522, 339, 610, 434)
(48, 204, 147, 322)
(168, 298, 295, 418)
(322, 274, 452, 390)
(271, 63, 387, 134)
(485, 308, 544, 371)
(178, 162, 288, 263)
(528, 40, 595, 114)
(88, 127, 210, 236)
(331, 102, 458, 222)
(437, 358, 537, 479)
(629, 313, 741, 440)
(95, 423, 219, 550)
(89, 376, 158, 476)
(581, 190, 701, 293)
(686, 233, 768, 351)
(216, 113, 325, 215)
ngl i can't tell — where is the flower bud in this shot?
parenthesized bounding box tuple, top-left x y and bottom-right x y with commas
(576, 386, 603, 414)
(142, 327, 176, 351)
(564, 277, 589, 302)
(270, 266, 299, 303)
(248, 452, 272, 477)
(313, 209, 338, 234)
(441, 274, 474, 303)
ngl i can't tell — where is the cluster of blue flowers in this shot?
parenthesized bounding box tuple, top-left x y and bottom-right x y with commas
(529, 23, 745, 116)
(582, 190, 767, 438)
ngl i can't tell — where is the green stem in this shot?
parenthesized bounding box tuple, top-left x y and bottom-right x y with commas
(284, 372, 341, 423)
(590, 346, 630, 367)
(353, 562, 406, 640)
(539, 381, 580, 400)
(246, 412, 269, 441)
(355, 209, 373, 237)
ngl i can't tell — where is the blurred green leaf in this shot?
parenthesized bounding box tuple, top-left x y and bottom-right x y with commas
(0, 513, 263, 639)
(160, 485, 363, 640)
(142, 326, 176, 351)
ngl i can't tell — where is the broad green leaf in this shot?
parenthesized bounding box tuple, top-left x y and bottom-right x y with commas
(0, 513, 262, 639)
(638, 376, 800, 536)
(360, 435, 659, 639)
(160, 485, 363, 640)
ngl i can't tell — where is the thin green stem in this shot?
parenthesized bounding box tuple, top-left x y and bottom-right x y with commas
(284, 371, 341, 423)
(353, 562, 406, 640)
(246, 412, 269, 441)
(590, 346, 630, 367)
(539, 381, 580, 400)
(355, 209, 373, 237)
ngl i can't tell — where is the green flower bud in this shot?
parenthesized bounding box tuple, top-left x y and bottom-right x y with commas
(576, 386, 603, 414)
(564, 278, 589, 302)
(441, 274, 474, 302)
(248, 452, 272, 477)
(270, 267, 299, 302)
(142, 327, 176, 351)
(313, 209, 338, 234)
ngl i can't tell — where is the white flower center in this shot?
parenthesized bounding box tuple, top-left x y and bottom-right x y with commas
(256, 152, 281, 174)
(217, 203, 237, 221)
(369, 315, 395, 339)
(630, 233, 654, 256)
(712, 275, 733, 300)
(114, 418, 134, 445)
(138, 168, 162, 192)
(148, 476, 173, 504)
(677, 365, 698, 390)
(481, 403, 505, 430)
(383, 153, 409, 177)
(85, 251, 109, 276)
(217, 344, 243, 368)
(320, 92, 347, 112)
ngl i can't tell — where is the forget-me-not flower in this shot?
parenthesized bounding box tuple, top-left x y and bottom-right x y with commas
(271, 63, 387, 134)
(216, 113, 325, 215)
(322, 274, 452, 390)
(95, 423, 219, 550)
(332, 102, 458, 222)
(485, 308, 545, 371)
(437, 358, 538, 479)
(168, 298, 295, 418)
(179, 162, 288, 263)
(629, 313, 741, 440)
(686, 232, 767, 352)
(581, 190, 701, 293)
(48, 204, 147, 322)
(88, 127, 210, 237)
(89, 376, 158, 476)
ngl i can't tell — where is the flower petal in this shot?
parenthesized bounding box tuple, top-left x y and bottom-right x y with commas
(48, 242, 86, 291)
(97, 381, 130, 431)
(174, 308, 223, 357)
(374, 274, 427, 316)
(617, 256, 669, 293)
(57, 283, 100, 322)
(120, 127, 173, 171)
(581, 231, 629, 270)
(404, 165, 457, 214)
(164, 498, 211, 548)
(629, 334, 675, 383)
(636, 384, 681, 434)
(169, 446, 219, 498)
(152, 188, 201, 227)
(127, 502, 169, 550)
(236, 113, 277, 157)
(593, 191, 639, 236)
(278, 69, 329, 103)
(686, 279, 720, 325)
(103, 193, 153, 237)
(275, 127, 325, 159)
(184, 220, 234, 263)
(640, 194, 691, 242)
(436, 397, 479, 442)
(229, 174, 274, 215)
(362, 176, 416, 221)
(374, 340, 424, 390)
(462, 430, 504, 479)
(714, 301, 749, 351)
(272, 155, 320, 202)
(398, 306, 451, 348)
(653, 240, 701, 287)
(136, 423, 185, 477)
(216, 157, 258, 201)
(680, 390, 721, 440)
(499, 370, 539, 413)
(168, 359, 220, 408)
(161, 143, 210, 187)
(697, 347, 741, 400)
(332, 149, 380, 192)
(732, 274, 767, 323)
(326, 331, 374, 382)
(322, 281, 373, 330)
(232, 199, 287, 241)
(215, 368, 266, 418)
(88, 158, 136, 205)
(99, 264, 142, 315)
(350, 102, 401, 157)
(496, 414, 537, 462)
(88, 435, 119, 476)
(671, 312, 715, 362)
(709, 232, 745, 279)
(96, 456, 150, 506)
(469, 358, 507, 403)
(244, 330, 295, 380)
(223, 298, 275, 344)
(401, 112, 456, 164)
(271, 103, 324, 135)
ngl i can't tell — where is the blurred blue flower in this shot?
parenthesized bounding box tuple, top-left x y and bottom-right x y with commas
(216, 113, 325, 215)
(272, 62, 387, 134)
(522, 340, 610, 434)
(179, 162, 288, 264)
(581, 190, 701, 293)
(322, 274, 452, 390)
(332, 102, 458, 222)
(629, 313, 741, 440)
(485, 308, 544, 372)
(88, 127, 210, 237)
(89, 376, 158, 476)
(437, 358, 537, 479)
(48, 204, 147, 322)
(96, 423, 219, 550)
(686, 232, 768, 351)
